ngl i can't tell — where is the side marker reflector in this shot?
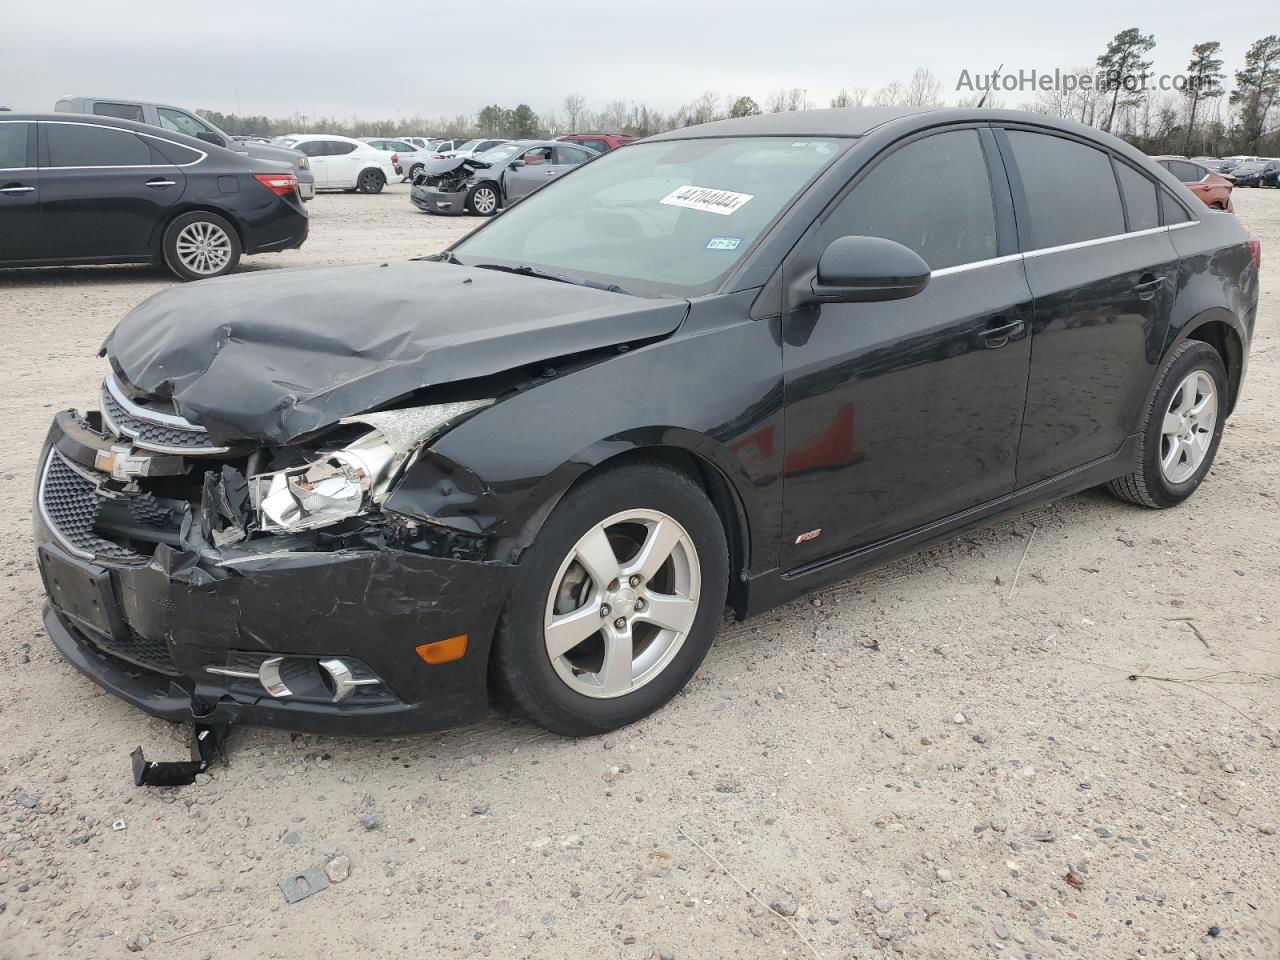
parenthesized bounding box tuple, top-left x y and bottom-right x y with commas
(416, 634, 468, 665)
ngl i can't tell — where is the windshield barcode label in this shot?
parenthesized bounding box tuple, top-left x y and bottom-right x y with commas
(660, 185, 754, 216)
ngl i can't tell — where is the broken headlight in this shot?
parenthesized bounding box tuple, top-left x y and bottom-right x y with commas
(249, 400, 491, 533)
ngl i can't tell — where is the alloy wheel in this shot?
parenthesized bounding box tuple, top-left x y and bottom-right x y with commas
(174, 221, 232, 276)
(1160, 370, 1218, 484)
(544, 509, 701, 699)
(472, 187, 497, 214)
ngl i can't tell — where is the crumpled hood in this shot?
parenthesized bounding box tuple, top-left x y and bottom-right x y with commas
(101, 260, 688, 445)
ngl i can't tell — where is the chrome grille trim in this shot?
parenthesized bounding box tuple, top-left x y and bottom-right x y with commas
(37, 450, 148, 565)
(100, 374, 229, 455)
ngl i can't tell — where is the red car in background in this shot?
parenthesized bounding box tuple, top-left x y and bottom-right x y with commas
(1154, 157, 1234, 211)
(556, 133, 635, 153)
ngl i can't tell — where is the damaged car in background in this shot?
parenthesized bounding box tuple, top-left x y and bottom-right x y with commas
(35, 108, 1257, 758)
(410, 140, 598, 215)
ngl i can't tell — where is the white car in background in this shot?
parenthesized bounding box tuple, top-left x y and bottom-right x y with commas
(433, 137, 511, 160)
(271, 134, 399, 193)
(361, 137, 434, 181)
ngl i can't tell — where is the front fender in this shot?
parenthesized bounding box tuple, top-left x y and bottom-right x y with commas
(381, 294, 785, 573)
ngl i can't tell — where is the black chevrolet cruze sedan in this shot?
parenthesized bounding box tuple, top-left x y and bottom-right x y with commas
(34, 108, 1258, 739)
(0, 114, 308, 280)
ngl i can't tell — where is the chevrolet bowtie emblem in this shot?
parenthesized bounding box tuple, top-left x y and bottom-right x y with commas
(94, 445, 154, 480)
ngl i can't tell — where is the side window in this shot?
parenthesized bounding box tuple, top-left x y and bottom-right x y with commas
(556, 145, 594, 165)
(329, 141, 357, 156)
(1161, 189, 1193, 225)
(46, 123, 152, 167)
(1004, 131, 1125, 250)
(0, 122, 32, 169)
(149, 139, 202, 166)
(157, 108, 215, 140)
(819, 128, 997, 271)
(1167, 160, 1202, 183)
(582, 139, 609, 153)
(296, 141, 325, 158)
(521, 146, 553, 164)
(92, 102, 145, 122)
(1114, 162, 1160, 232)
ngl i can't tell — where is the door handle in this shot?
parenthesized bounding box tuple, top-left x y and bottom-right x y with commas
(145, 178, 177, 188)
(980, 317, 1025, 348)
(0, 185, 35, 194)
(545, 170, 558, 176)
(1133, 274, 1164, 300)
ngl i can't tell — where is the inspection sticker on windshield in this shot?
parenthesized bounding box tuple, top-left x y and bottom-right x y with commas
(660, 185, 754, 216)
(706, 237, 743, 251)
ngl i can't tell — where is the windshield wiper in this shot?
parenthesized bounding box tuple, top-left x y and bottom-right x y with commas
(473, 263, 628, 295)
(418, 250, 464, 265)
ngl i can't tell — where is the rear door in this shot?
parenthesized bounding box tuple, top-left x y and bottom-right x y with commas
(781, 126, 1035, 567)
(39, 120, 186, 260)
(997, 128, 1181, 485)
(296, 140, 330, 186)
(0, 120, 40, 262)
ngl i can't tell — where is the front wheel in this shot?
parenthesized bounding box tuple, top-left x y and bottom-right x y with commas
(1108, 340, 1228, 508)
(161, 212, 241, 281)
(466, 182, 500, 216)
(492, 461, 729, 736)
(357, 168, 385, 194)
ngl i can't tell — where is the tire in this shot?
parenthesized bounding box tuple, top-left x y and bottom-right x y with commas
(161, 211, 241, 282)
(492, 461, 729, 736)
(1108, 340, 1228, 508)
(408, 163, 424, 181)
(357, 168, 385, 194)
(466, 182, 500, 216)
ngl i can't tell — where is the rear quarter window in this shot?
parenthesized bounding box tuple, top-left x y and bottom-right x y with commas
(92, 102, 145, 122)
(1005, 130, 1125, 250)
(1114, 162, 1160, 232)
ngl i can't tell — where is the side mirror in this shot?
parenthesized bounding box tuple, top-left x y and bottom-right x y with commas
(196, 131, 226, 147)
(509, 159, 525, 168)
(809, 235, 931, 304)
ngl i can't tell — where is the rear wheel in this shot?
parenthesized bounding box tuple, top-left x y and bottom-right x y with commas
(467, 182, 500, 216)
(408, 163, 424, 181)
(357, 168, 385, 194)
(1108, 341, 1227, 508)
(492, 461, 728, 736)
(161, 211, 241, 281)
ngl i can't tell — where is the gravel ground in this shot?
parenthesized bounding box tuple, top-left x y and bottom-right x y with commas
(1, 183, 1276, 960)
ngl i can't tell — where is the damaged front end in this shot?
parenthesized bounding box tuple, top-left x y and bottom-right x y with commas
(410, 156, 486, 214)
(34, 377, 515, 741)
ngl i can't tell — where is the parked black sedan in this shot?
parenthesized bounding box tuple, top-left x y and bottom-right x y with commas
(0, 114, 307, 280)
(34, 108, 1257, 743)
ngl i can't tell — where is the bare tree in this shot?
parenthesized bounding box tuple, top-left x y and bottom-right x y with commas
(904, 67, 943, 107)
(872, 81, 905, 106)
(599, 99, 630, 132)
(562, 93, 587, 132)
(766, 89, 789, 113)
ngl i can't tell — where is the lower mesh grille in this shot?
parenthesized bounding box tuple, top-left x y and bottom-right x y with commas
(86, 629, 181, 676)
(38, 451, 147, 565)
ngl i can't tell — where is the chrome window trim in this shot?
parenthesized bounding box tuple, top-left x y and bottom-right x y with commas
(39, 119, 207, 169)
(930, 222, 1198, 278)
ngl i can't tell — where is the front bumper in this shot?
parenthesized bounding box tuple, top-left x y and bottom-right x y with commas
(34, 414, 516, 736)
(410, 183, 470, 215)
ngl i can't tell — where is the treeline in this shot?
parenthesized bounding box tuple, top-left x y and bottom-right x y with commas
(198, 30, 1280, 158)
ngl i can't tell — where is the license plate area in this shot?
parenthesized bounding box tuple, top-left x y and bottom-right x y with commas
(38, 545, 126, 642)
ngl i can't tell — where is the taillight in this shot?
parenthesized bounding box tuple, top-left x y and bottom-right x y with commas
(391, 153, 399, 166)
(254, 173, 298, 197)
(1248, 235, 1261, 270)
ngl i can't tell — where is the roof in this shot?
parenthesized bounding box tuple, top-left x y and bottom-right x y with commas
(646, 107, 935, 141)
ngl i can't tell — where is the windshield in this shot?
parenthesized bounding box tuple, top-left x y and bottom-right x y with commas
(455, 139, 480, 152)
(477, 143, 525, 164)
(452, 137, 845, 298)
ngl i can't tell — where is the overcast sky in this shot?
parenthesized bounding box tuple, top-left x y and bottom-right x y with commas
(2, 2, 1273, 122)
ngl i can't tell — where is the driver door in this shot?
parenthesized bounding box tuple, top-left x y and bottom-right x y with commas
(503, 146, 556, 201)
(780, 127, 1034, 568)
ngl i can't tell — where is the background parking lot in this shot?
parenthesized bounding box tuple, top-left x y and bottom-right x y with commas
(1, 184, 1276, 959)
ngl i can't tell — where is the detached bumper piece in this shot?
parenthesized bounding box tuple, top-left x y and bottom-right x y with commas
(131, 722, 228, 787)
